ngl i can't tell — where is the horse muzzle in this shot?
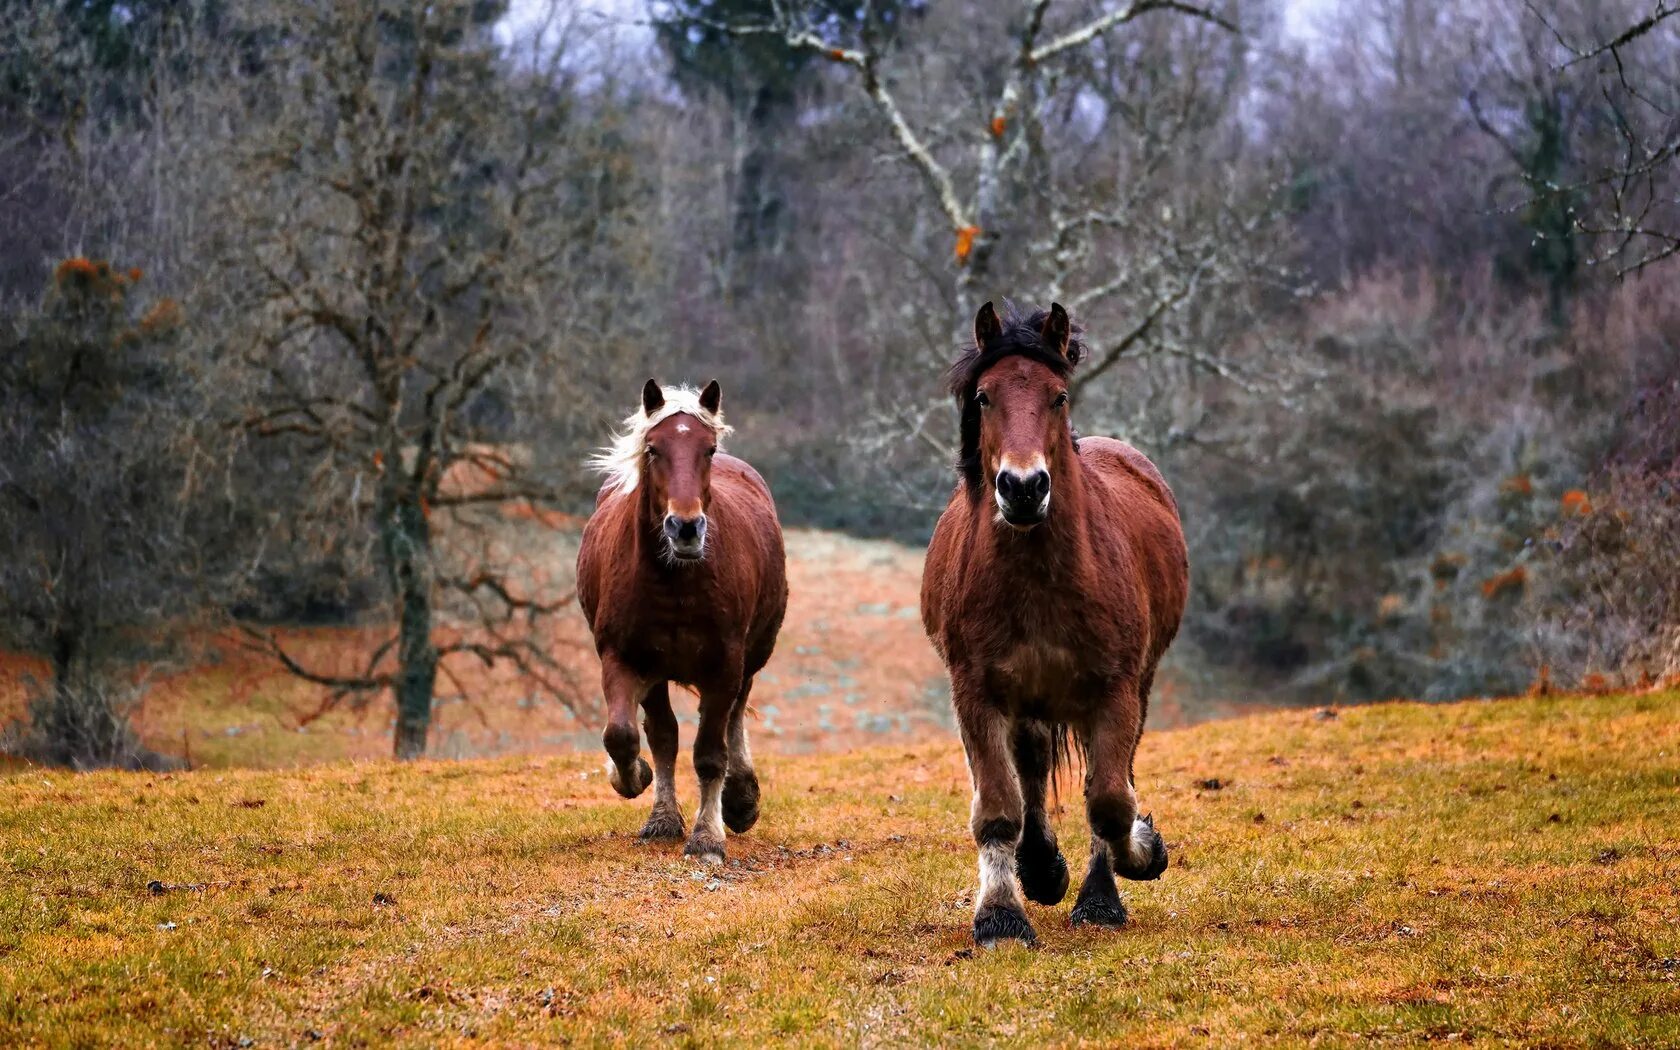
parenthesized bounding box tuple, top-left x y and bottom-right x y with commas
(995, 468, 1050, 529)
(662, 512, 708, 560)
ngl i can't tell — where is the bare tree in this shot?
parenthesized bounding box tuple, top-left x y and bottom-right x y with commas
(1521, 1, 1680, 275)
(214, 0, 648, 758)
(702, 0, 1238, 292)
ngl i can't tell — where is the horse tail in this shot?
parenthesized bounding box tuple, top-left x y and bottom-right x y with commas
(1048, 721, 1085, 803)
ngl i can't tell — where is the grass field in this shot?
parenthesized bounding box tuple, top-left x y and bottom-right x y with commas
(3, 689, 1677, 1047)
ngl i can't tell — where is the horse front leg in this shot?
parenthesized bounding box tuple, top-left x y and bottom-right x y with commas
(1071, 701, 1167, 928)
(682, 678, 738, 865)
(637, 682, 685, 841)
(955, 676, 1034, 947)
(600, 654, 653, 800)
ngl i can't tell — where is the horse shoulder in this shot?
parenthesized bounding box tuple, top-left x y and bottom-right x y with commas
(920, 488, 970, 649)
(576, 486, 635, 634)
(1078, 436, 1179, 518)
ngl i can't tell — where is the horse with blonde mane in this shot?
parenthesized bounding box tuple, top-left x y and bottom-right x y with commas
(576, 380, 787, 864)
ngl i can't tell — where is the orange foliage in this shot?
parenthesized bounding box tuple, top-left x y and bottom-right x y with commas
(1560, 489, 1592, 516)
(54, 257, 101, 284)
(139, 298, 182, 334)
(1480, 566, 1527, 601)
(827, 48, 847, 61)
(1580, 672, 1612, 694)
(1528, 664, 1552, 697)
(954, 225, 981, 263)
(989, 116, 1006, 137)
(1377, 594, 1404, 620)
(1499, 473, 1533, 496)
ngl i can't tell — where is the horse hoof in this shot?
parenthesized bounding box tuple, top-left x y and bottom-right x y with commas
(1069, 894, 1129, 928)
(682, 838, 725, 866)
(722, 772, 761, 833)
(1113, 814, 1169, 881)
(1017, 849, 1070, 906)
(637, 807, 686, 842)
(973, 904, 1037, 948)
(610, 757, 653, 800)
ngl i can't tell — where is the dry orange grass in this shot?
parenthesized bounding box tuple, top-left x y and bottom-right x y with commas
(3, 690, 1676, 1046)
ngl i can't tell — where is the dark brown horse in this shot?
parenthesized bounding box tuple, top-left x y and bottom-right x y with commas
(921, 301, 1189, 947)
(577, 380, 788, 864)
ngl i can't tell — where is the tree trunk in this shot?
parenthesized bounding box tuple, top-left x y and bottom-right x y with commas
(385, 495, 437, 760)
(48, 625, 81, 763)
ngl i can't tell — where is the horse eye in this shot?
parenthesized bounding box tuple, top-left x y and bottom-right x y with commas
(646, 446, 659, 459)
(976, 391, 991, 408)
(706, 447, 716, 458)
(1053, 392, 1069, 408)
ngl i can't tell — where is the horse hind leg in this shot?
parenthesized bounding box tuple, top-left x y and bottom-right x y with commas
(682, 685, 733, 865)
(1070, 836, 1127, 928)
(1011, 719, 1069, 906)
(637, 683, 685, 841)
(721, 679, 761, 834)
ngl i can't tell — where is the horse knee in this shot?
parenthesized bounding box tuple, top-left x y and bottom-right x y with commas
(973, 815, 1022, 848)
(1087, 790, 1136, 846)
(693, 746, 728, 784)
(602, 722, 639, 767)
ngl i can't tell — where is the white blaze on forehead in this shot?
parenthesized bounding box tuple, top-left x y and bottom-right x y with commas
(676, 423, 690, 433)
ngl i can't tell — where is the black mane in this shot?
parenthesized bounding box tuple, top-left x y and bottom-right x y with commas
(947, 301, 1086, 490)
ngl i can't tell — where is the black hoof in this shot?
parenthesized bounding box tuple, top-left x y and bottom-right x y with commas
(973, 904, 1037, 948)
(1069, 894, 1129, 928)
(1113, 814, 1169, 882)
(1017, 847, 1070, 906)
(682, 835, 725, 866)
(722, 771, 760, 834)
(637, 806, 686, 841)
(610, 757, 653, 800)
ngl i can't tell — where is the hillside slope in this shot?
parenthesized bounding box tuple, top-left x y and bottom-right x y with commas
(3, 691, 1677, 1046)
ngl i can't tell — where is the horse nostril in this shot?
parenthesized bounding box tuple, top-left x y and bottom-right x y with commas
(665, 515, 704, 545)
(997, 470, 1049, 506)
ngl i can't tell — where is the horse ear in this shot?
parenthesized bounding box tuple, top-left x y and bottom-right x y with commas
(1042, 302, 1071, 359)
(699, 379, 722, 416)
(642, 379, 664, 416)
(974, 301, 1002, 349)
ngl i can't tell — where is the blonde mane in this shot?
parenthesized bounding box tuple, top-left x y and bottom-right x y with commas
(587, 384, 733, 494)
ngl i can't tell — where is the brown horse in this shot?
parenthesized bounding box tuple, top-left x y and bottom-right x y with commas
(576, 380, 787, 864)
(921, 301, 1189, 947)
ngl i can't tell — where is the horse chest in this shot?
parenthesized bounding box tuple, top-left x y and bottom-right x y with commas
(991, 639, 1082, 701)
(610, 582, 729, 673)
